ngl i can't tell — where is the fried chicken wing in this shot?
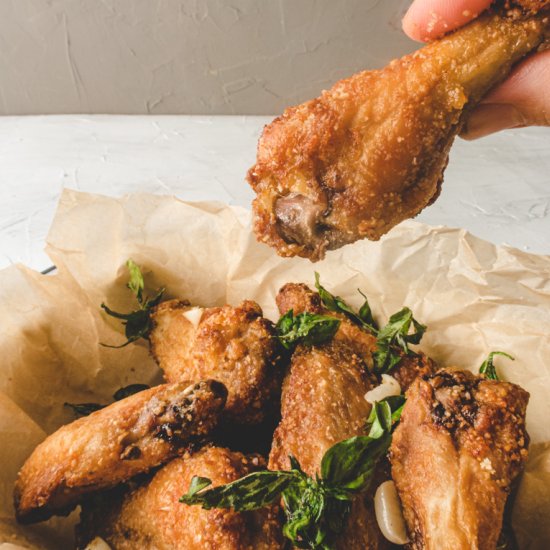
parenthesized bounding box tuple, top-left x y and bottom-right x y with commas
(248, 8, 550, 260)
(150, 299, 283, 424)
(270, 284, 389, 549)
(390, 369, 530, 550)
(77, 446, 285, 550)
(14, 380, 227, 524)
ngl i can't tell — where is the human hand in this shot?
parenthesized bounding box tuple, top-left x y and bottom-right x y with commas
(402, 0, 550, 139)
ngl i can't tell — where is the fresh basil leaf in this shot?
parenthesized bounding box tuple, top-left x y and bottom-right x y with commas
(98, 303, 133, 321)
(479, 351, 515, 381)
(113, 383, 150, 401)
(357, 289, 378, 330)
(390, 401, 405, 424)
(282, 477, 334, 550)
(180, 470, 295, 511)
(276, 310, 340, 350)
(289, 454, 304, 473)
(314, 272, 377, 334)
(186, 476, 213, 497)
(126, 259, 145, 304)
(144, 288, 165, 310)
(366, 401, 392, 439)
(366, 395, 406, 438)
(373, 307, 426, 373)
(320, 433, 391, 492)
(276, 309, 295, 337)
(64, 402, 104, 417)
(101, 260, 165, 347)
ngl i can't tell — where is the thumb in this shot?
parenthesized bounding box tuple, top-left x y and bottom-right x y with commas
(461, 49, 550, 140)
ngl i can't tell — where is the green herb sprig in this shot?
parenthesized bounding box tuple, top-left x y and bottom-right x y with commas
(479, 351, 515, 381)
(181, 396, 403, 549)
(314, 274, 426, 374)
(276, 309, 340, 351)
(373, 308, 426, 374)
(64, 383, 150, 418)
(314, 272, 378, 333)
(101, 259, 165, 348)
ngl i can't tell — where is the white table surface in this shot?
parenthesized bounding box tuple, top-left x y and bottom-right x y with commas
(1, 115, 549, 272)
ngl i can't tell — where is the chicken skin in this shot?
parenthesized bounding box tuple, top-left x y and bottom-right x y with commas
(390, 369, 530, 550)
(248, 8, 550, 260)
(14, 380, 227, 524)
(150, 299, 283, 424)
(77, 446, 285, 550)
(270, 283, 388, 549)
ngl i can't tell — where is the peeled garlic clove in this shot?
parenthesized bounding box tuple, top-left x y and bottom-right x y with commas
(182, 307, 203, 328)
(374, 480, 409, 545)
(365, 374, 401, 404)
(85, 537, 112, 550)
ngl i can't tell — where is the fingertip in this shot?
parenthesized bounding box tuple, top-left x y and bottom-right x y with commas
(402, 0, 494, 42)
(460, 103, 527, 140)
(402, 6, 426, 42)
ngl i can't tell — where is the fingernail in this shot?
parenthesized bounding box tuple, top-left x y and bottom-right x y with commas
(461, 103, 527, 140)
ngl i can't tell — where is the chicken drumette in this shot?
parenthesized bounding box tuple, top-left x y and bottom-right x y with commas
(150, 299, 283, 425)
(77, 446, 285, 550)
(248, 6, 550, 260)
(390, 369, 530, 550)
(14, 380, 227, 524)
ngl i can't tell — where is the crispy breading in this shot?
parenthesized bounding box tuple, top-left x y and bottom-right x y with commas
(268, 341, 374, 475)
(77, 446, 285, 550)
(390, 369, 530, 550)
(150, 300, 284, 424)
(248, 11, 550, 260)
(148, 299, 196, 377)
(14, 380, 227, 524)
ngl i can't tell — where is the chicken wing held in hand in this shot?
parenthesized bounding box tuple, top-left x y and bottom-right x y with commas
(77, 446, 284, 550)
(249, 8, 550, 260)
(14, 380, 227, 524)
(390, 369, 529, 550)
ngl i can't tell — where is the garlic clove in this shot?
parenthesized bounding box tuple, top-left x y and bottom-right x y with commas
(84, 537, 112, 550)
(182, 307, 203, 328)
(365, 374, 401, 404)
(374, 480, 409, 545)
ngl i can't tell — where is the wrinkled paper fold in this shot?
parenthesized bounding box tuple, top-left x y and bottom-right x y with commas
(1, 189, 549, 548)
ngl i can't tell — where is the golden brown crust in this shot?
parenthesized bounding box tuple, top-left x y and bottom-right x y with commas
(149, 299, 196, 379)
(510, 0, 550, 12)
(391, 352, 438, 393)
(390, 369, 530, 550)
(268, 341, 374, 475)
(248, 11, 550, 260)
(151, 300, 284, 424)
(77, 446, 285, 550)
(14, 380, 227, 524)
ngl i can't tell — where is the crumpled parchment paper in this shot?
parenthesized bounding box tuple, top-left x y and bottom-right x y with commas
(1, 189, 549, 549)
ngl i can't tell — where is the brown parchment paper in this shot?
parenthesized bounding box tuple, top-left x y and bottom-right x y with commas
(1, 189, 549, 549)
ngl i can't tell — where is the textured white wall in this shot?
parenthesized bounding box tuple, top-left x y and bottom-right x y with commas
(0, 0, 417, 115)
